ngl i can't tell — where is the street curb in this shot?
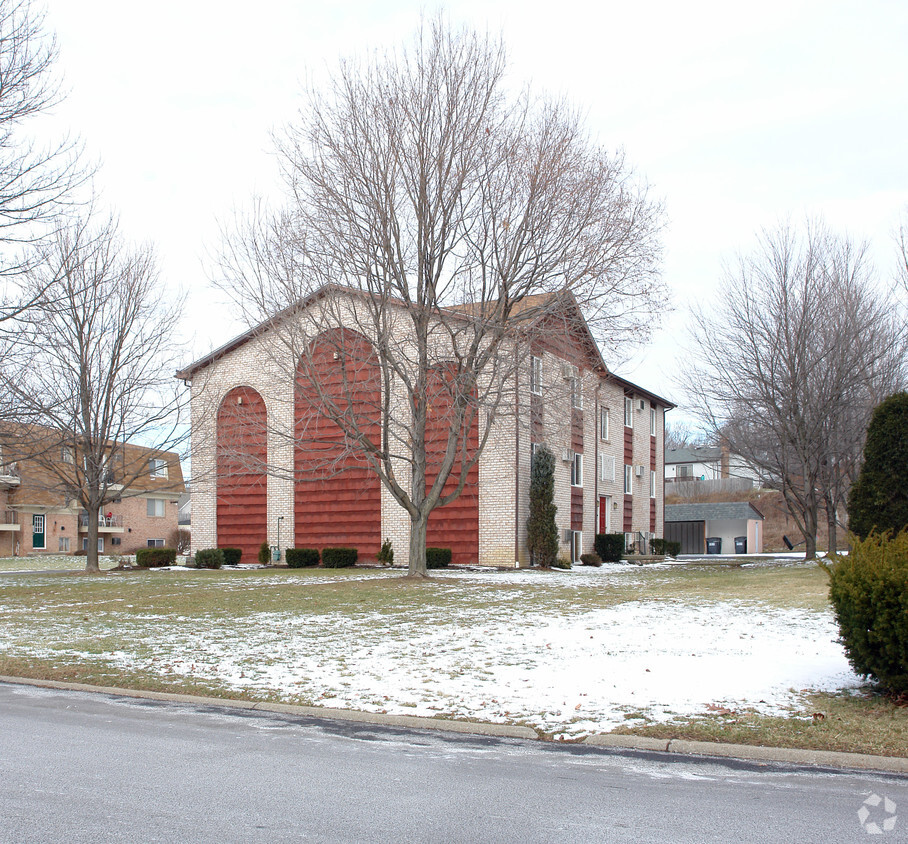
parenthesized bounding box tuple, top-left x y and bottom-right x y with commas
(583, 734, 908, 774)
(0, 675, 537, 740)
(4, 675, 907, 774)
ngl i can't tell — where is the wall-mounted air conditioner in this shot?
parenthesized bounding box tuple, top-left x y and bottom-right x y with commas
(561, 362, 578, 380)
(561, 447, 573, 463)
(635, 465, 645, 477)
(638, 400, 646, 411)
(562, 529, 573, 543)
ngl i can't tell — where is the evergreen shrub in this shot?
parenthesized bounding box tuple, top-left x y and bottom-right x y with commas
(828, 531, 908, 694)
(195, 548, 224, 569)
(579, 553, 602, 567)
(322, 547, 357, 568)
(426, 547, 452, 569)
(136, 547, 177, 568)
(220, 547, 242, 566)
(377, 538, 394, 566)
(594, 533, 625, 563)
(526, 445, 558, 567)
(286, 548, 320, 568)
(258, 541, 271, 564)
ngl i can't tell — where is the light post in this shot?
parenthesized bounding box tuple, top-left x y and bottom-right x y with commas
(276, 515, 284, 562)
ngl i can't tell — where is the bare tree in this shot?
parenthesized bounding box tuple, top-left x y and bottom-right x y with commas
(664, 419, 707, 451)
(215, 18, 666, 576)
(686, 222, 906, 559)
(2, 212, 186, 571)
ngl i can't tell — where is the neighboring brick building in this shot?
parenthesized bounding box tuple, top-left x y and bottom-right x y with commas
(0, 428, 184, 557)
(178, 286, 673, 566)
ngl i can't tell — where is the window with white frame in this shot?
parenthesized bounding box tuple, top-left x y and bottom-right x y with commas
(149, 458, 168, 479)
(624, 464, 633, 494)
(571, 530, 582, 563)
(530, 355, 542, 396)
(599, 454, 615, 482)
(58, 536, 70, 553)
(61, 447, 74, 465)
(624, 397, 633, 427)
(83, 537, 104, 552)
(530, 441, 539, 467)
(650, 407, 656, 436)
(147, 538, 164, 548)
(147, 498, 165, 517)
(650, 470, 656, 498)
(570, 376, 583, 410)
(599, 406, 609, 441)
(571, 452, 583, 487)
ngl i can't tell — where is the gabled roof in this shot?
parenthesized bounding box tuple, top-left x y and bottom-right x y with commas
(665, 446, 723, 465)
(665, 502, 764, 522)
(175, 282, 675, 407)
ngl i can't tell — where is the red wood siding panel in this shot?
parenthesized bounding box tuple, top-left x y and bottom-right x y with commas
(571, 487, 583, 531)
(623, 496, 633, 531)
(571, 409, 583, 453)
(650, 498, 656, 533)
(624, 425, 633, 463)
(216, 386, 268, 563)
(425, 366, 479, 564)
(294, 330, 381, 558)
(650, 436, 656, 470)
(530, 394, 543, 442)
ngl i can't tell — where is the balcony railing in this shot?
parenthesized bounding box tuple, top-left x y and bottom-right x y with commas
(0, 510, 17, 526)
(0, 462, 20, 486)
(79, 514, 124, 529)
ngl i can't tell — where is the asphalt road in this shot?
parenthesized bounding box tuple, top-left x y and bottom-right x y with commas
(0, 683, 905, 843)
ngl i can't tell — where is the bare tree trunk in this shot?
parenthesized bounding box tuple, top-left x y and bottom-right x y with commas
(408, 512, 429, 578)
(824, 491, 838, 556)
(86, 512, 99, 573)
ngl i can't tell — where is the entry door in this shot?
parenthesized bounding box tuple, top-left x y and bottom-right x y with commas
(32, 514, 45, 549)
(599, 496, 611, 533)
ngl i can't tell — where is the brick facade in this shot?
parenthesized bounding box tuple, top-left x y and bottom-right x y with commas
(180, 289, 673, 566)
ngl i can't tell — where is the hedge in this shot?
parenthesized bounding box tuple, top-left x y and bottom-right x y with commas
(322, 547, 357, 568)
(594, 533, 625, 563)
(286, 548, 320, 568)
(220, 547, 242, 566)
(195, 548, 224, 569)
(426, 547, 452, 569)
(579, 553, 602, 567)
(651, 538, 681, 556)
(136, 547, 177, 568)
(828, 531, 908, 694)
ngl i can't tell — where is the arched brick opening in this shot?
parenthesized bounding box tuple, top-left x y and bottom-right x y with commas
(216, 386, 268, 563)
(425, 365, 479, 564)
(294, 329, 381, 558)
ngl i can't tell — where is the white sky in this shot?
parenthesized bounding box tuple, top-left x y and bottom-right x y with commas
(35, 0, 908, 417)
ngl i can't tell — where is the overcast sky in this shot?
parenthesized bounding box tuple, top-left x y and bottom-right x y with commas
(36, 0, 908, 417)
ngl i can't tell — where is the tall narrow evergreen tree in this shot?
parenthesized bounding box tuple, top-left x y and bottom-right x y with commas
(848, 392, 908, 538)
(527, 445, 558, 568)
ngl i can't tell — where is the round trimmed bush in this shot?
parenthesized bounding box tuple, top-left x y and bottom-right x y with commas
(286, 548, 320, 568)
(828, 531, 908, 694)
(136, 547, 177, 568)
(321, 547, 357, 568)
(220, 547, 242, 566)
(426, 547, 452, 569)
(195, 548, 225, 569)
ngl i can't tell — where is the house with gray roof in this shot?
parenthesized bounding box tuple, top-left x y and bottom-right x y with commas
(664, 501, 764, 555)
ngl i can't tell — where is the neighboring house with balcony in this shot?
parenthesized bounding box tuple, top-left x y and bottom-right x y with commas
(665, 445, 760, 488)
(177, 284, 674, 566)
(0, 426, 184, 556)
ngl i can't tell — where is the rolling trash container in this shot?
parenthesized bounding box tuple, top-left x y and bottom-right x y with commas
(734, 536, 747, 554)
(706, 537, 722, 554)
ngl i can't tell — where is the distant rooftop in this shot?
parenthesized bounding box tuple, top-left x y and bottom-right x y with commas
(665, 502, 763, 522)
(664, 446, 723, 465)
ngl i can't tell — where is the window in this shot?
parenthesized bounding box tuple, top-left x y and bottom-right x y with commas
(571, 452, 583, 487)
(571, 377, 583, 410)
(624, 464, 632, 494)
(624, 397, 633, 427)
(571, 531, 582, 564)
(599, 454, 615, 482)
(147, 538, 164, 548)
(61, 447, 74, 465)
(111, 536, 122, 546)
(530, 442, 539, 466)
(599, 407, 609, 441)
(82, 537, 104, 552)
(149, 458, 168, 479)
(678, 464, 693, 478)
(530, 355, 542, 395)
(650, 407, 656, 436)
(650, 470, 656, 498)
(58, 536, 70, 553)
(147, 498, 165, 517)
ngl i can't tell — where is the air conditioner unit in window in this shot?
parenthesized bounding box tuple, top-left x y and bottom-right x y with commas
(635, 465, 645, 477)
(561, 362, 578, 380)
(638, 400, 646, 411)
(561, 447, 573, 463)
(562, 529, 573, 543)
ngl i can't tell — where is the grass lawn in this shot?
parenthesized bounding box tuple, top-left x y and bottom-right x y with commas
(0, 556, 904, 756)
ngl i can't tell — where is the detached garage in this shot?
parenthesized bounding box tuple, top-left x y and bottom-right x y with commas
(665, 502, 764, 555)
